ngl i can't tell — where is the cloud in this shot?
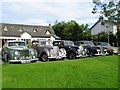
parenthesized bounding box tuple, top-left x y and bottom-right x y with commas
(16, 18, 53, 26)
(1, 0, 98, 28)
(0, 0, 93, 3)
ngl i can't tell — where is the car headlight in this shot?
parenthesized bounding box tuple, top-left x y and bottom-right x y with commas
(30, 50, 34, 55)
(49, 49, 55, 57)
(50, 49, 54, 53)
(14, 50, 20, 60)
(77, 48, 82, 53)
(15, 51, 19, 55)
(97, 49, 100, 52)
(104, 49, 107, 51)
(113, 49, 117, 52)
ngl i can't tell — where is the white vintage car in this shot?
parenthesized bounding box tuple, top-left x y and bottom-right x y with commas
(31, 40, 67, 61)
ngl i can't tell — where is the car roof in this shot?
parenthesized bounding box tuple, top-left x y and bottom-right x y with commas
(54, 40, 73, 42)
(94, 42, 108, 43)
(75, 40, 92, 42)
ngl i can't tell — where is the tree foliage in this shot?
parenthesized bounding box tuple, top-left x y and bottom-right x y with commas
(92, 0, 120, 46)
(52, 20, 91, 41)
(92, 31, 116, 46)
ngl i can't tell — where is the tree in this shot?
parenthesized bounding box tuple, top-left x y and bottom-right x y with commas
(52, 20, 90, 41)
(92, 0, 120, 46)
(92, 31, 116, 46)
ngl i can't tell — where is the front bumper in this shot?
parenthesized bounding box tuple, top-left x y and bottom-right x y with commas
(48, 55, 66, 59)
(9, 58, 39, 63)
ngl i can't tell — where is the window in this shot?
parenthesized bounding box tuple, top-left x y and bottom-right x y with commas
(3, 26, 8, 32)
(33, 29, 37, 32)
(45, 30, 51, 35)
(19, 28, 23, 32)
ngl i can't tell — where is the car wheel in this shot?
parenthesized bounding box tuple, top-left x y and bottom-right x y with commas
(61, 57, 66, 60)
(4, 53, 10, 63)
(41, 53, 48, 62)
(68, 52, 75, 59)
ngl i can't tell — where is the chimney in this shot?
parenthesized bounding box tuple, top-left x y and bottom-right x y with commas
(49, 23, 51, 27)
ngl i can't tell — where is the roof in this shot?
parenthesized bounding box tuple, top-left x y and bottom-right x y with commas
(90, 20, 100, 30)
(51, 34, 61, 39)
(90, 19, 116, 31)
(0, 23, 55, 38)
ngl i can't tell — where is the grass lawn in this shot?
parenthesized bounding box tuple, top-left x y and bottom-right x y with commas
(2, 55, 118, 88)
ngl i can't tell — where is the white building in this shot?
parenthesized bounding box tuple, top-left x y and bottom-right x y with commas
(0, 23, 60, 48)
(90, 20, 117, 35)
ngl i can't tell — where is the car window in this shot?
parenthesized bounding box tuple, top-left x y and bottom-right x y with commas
(8, 42, 26, 46)
(101, 42, 111, 46)
(40, 41, 47, 46)
(32, 41, 39, 46)
(53, 41, 63, 46)
(85, 42, 95, 46)
(64, 41, 74, 46)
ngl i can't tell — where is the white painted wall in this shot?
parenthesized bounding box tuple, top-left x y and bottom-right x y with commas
(91, 21, 115, 35)
(21, 32, 32, 39)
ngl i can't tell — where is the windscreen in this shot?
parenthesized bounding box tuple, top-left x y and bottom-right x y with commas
(64, 41, 74, 46)
(8, 42, 26, 46)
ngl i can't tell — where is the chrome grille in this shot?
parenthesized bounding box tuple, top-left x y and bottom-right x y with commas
(53, 46, 59, 56)
(19, 50, 29, 59)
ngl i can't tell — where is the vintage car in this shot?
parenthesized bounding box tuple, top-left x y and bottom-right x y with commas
(2, 40, 38, 63)
(93, 42, 119, 55)
(74, 40, 108, 56)
(31, 40, 66, 61)
(53, 40, 82, 59)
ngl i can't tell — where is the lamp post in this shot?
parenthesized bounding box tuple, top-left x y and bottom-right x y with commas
(116, 1, 120, 47)
(105, 24, 110, 44)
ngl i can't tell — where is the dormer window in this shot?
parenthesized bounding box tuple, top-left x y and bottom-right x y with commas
(33, 29, 37, 32)
(19, 28, 23, 32)
(45, 30, 51, 35)
(3, 26, 8, 32)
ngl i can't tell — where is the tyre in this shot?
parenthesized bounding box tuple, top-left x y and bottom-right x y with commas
(68, 52, 75, 59)
(41, 53, 48, 62)
(90, 52, 94, 57)
(2, 53, 10, 63)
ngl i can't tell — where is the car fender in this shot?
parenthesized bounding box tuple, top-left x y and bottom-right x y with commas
(39, 48, 49, 57)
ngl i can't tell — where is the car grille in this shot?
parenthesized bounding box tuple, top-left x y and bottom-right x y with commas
(52, 46, 59, 56)
(19, 50, 29, 59)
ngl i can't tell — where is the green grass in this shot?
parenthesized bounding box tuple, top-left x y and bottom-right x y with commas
(0, 63, 2, 89)
(2, 55, 118, 88)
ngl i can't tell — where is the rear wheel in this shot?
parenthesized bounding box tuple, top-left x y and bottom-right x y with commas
(68, 52, 75, 59)
(40, 53, 48, 62)
(3, 53, 10, 63)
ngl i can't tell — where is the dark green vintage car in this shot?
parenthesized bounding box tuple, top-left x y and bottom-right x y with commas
(2, 40, 38, 63)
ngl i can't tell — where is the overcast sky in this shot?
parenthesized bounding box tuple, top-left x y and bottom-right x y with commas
(0, 0, 100, 28)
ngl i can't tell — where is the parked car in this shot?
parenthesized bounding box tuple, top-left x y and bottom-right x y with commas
(31, 40, 66, 61)
(74, 40, 106, 56)
(93, 42, 119, 55)
(2, 40, 38, 63)
(53, 40, 82, 59)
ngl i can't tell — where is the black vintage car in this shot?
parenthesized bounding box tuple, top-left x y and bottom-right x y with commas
(53, 40, 82, 59)
(74, 41, 105, 56)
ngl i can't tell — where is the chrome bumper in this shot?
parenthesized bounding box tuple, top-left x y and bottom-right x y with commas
(9, 58, 38, 63)
(48, 55, 66, 59)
